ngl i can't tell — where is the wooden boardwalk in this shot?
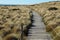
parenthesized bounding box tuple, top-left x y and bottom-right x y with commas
(27, 12, 52, 40)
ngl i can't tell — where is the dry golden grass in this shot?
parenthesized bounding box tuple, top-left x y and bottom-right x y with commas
(29, 1, 60, 40)
(51, 26, 60, 40)
(0, 6, 32, 40)
(0, 1, 60, 40)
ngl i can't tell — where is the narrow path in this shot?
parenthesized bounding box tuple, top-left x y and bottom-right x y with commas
(27, 12, 52, 40)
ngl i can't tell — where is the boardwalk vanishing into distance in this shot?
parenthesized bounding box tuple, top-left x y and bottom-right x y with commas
(27, 12, 53, 40)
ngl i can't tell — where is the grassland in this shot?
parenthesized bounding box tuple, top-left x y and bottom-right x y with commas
(29, 1, 60, 40)
(0, 6, 33, 40)
(0, 1, 60, 40)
